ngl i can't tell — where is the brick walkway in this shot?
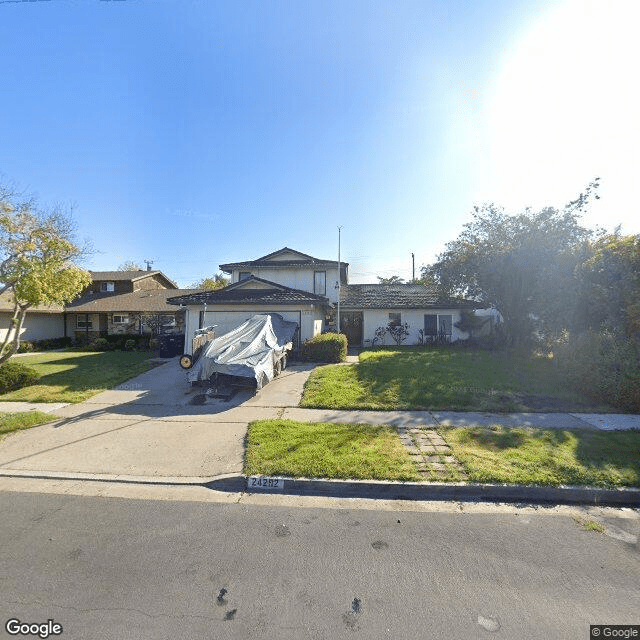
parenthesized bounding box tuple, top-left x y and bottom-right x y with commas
(397, 426, 468, 481)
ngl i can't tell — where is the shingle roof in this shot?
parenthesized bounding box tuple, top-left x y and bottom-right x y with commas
(89, 270, 178, 288)
(340, 284, 481, 309)
(0, 291, 64, 314)
(167, 276, 330, 307)
(219, 247, 348, 271)
(66, 289, 199, 313)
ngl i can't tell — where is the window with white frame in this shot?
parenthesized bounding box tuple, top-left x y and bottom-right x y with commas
(112, 315, 129, 324)
(76, 316, 93, 330)
(388, 312, 401, 327)
(439, 315, 452, 336)
(100, 282, 115, 292)
(314, 271, 326, 295)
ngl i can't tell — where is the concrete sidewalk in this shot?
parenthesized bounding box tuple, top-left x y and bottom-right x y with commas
(0, 357, 638, 506)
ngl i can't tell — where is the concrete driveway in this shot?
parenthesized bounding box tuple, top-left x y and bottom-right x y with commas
(0, 358, 316, 481)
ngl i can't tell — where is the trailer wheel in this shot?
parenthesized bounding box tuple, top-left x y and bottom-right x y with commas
(281, 354, 287, 371)
(273, 358, 282, 377)
(179, 354, 194, 369)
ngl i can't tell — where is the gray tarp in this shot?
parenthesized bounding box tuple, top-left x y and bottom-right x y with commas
(187, 314, 298, 389)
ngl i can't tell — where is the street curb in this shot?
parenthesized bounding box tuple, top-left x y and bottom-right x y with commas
(228, 477, 640, 506)
(2, 469, 638, 506)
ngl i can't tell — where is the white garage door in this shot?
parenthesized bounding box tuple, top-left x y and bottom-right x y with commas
(201, 310, 301, 346)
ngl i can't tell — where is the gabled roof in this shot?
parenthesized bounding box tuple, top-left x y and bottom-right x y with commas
(340, 284, 482, 310)
(167, 276, 331, 307)
(219, 247, 348, 272)
(66, 289, 198, 313)
(90, 270, 178, 289)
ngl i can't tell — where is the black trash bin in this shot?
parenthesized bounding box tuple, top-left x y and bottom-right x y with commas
(158, 334, 185, 358)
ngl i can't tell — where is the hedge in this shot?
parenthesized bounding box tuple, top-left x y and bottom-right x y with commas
(300, 333, 347, 363)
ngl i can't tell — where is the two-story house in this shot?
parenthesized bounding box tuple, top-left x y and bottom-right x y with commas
(167, 248, 344, 349)
(65, 270, 195, 341)
(168, 247, 486, 350)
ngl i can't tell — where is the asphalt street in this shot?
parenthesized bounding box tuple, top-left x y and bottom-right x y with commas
(1, 491, 638, 640)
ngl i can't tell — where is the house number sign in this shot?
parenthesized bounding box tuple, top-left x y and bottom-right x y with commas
(247, 476, 285, 492)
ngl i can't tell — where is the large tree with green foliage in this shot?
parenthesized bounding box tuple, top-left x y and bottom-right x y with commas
(0, 185, 91, 363)
(577, 230, 640, 339)
(424, 181, 600, 346)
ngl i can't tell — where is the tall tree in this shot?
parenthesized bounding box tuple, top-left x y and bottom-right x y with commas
(0, 185, 91, 362)
(424, 182, 599, 346)
(118, 260, 144, 271)
(192, 273, 229, 290)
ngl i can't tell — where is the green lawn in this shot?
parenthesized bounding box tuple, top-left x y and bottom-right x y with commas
(442, 426, 640, 487)
(0, 411, 57, 440)
(1, 351, 160, 403)
(301, 346, 612, 412)
(245, 419, 421, 481)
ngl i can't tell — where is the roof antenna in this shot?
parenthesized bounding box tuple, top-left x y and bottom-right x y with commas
(144, 259, 154, 272)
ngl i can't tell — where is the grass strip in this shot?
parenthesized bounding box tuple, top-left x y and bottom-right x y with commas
(441, 425, 640, 487)
(0, 411, 57, 440)
(245, 419, 421, 482)
(0, 351, 159, 403)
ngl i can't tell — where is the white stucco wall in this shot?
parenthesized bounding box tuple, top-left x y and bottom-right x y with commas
(361, 309, 469, 346)
(231, 267, 341, 303)
(183, 305, 324, 354)
(0, 312, 65, 343)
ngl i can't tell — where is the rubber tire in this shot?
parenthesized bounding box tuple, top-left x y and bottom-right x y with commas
(281, 354, 287, 371)
(179, 354, 193, 369)
(274, 358, 282, 377)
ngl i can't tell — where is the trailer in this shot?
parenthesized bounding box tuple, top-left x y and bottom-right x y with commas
(185, 314, 297, 393)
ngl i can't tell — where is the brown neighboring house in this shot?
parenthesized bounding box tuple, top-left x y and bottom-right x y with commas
(65, 270, 196, 341)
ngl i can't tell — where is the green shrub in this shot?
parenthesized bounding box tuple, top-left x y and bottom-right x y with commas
(0, 361, 40, 393)
(124, 339, 136, 351)
(300, 333, 347, 363)
(555, 330, 640, 412)
(33, 337, 72, 351)
(93, 337, 110, 351)
(17, 341, 35, 353)
(149, 338, 160, 351)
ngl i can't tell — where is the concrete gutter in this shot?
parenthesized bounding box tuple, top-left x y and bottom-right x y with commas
(1, 468, 637, 507)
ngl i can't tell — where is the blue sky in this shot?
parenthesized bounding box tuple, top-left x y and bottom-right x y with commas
(1, 0, 638, 286)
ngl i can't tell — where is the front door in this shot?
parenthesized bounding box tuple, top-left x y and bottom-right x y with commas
(340, 312, 363, 346)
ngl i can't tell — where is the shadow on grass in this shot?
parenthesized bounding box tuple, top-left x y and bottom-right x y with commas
(445, 425, 640, 486)
(353, 346, 615, 412)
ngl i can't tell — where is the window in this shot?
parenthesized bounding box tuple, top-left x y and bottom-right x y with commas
(76, 316, 93, 330)
(100, 282, 115, 292)
(389, 312, 401, 327)
(424, 314, 437, 336)
(314, 271, 326, 295)
(439, 315, 452, 336)
(112, 315, 129, 324)
(239, 272, 251, 281)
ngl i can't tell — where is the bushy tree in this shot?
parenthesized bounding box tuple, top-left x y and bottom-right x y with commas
(193, 273, 229, 290)
(424, 181, 599, 346)
(118, 261, 143, 271)
(377, 275, 405, 285)
(0, 184, 91, 363)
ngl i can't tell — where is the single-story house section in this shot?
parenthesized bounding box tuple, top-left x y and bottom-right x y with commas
(167, 276, 332, 350)
(65, 288, 195, 340)
(339, 283, 484, 347)
(0, 291, 65, 343)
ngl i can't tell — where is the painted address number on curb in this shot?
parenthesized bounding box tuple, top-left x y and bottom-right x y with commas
(248, 476, 285, 492)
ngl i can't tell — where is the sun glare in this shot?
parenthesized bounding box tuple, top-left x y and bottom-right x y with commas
(478, 0, 640, 231)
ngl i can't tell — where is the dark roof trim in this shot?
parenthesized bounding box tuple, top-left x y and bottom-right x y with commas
(167, 276, 331, 307)
(219, 246, 348, 272)
(339, 284, 483, 310)
(89, 270, 178, 288)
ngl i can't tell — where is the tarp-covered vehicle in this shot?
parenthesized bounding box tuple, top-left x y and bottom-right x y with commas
(185, 314, 297, 390)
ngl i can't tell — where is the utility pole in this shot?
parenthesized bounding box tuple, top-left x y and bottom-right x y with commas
(412, 253, 415, 282)
(337, 226, 342, 334)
